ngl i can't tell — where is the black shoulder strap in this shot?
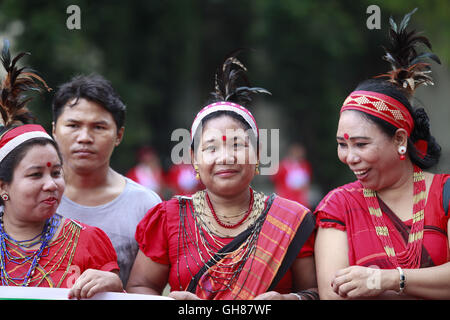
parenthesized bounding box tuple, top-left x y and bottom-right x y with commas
(443, 178, 450, 216)
(268, 210, 316, 291)
(186, 194, 276, 294)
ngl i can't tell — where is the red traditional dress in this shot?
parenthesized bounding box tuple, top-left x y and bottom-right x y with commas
(0, 217, 119, 288)
(315, 174, 450, 268)
(136, 193, 316, 299)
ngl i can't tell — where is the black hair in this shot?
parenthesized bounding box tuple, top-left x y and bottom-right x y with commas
(52, 74, 126, 132)
(353, 79, 441, 169)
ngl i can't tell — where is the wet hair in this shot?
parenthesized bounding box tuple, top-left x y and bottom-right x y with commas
(52, 74, 126, 132)
(353, 79, 441, 169)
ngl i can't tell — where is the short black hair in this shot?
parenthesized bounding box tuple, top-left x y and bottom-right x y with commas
(52, 74, 126, 132)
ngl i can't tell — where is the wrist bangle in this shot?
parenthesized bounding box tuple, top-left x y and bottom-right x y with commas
(291, 292, 302, 300)
(290, 290, 319, 300)
(396, 267, 406, 294)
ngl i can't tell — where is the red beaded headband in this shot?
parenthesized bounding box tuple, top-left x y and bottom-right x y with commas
(340, 90, 414, 136)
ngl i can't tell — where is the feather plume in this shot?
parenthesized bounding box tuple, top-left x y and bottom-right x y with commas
(375, 8, 441, 97)
(0, 39, 51, 127)
(210, 49, 271, 107)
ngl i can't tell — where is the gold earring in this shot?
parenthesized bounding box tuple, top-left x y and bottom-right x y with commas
(255, 162, 260, 175)
(194, 165, 200, 180)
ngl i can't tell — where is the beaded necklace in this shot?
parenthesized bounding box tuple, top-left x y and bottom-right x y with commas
(176, 190, 267, 295)
(36, 220, 82, 287)
(0, 213, 62, 286)
(193, 189, 265, 239)
(205, 188, 254, 229)
(0, 215, 82, 287)
(0, 221, 46, 248)
(363, 165, 426, 268)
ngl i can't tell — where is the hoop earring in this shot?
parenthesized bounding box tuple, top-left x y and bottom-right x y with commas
(398, 145, 407, 161)
(1, 193, 9, 201)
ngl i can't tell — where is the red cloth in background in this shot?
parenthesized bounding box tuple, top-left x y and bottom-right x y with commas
(271, 159, 312, 208)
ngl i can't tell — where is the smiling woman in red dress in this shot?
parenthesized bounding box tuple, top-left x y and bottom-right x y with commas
(127, 51, 318, 300)
(314, 9, 450, 300)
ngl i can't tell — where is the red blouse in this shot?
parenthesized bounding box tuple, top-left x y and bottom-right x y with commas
(315, 174, 449, 268)
(136, 197, 315, 294)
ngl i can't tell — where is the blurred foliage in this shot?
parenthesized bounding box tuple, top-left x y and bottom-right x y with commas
(0, 0, 448, 202)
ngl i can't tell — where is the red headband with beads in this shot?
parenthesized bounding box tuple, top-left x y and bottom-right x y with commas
(340, 90, 414, 136)
(340, 90, 430, 158)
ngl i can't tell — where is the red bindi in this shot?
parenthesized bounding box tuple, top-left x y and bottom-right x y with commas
(46, 162, 52, 167)
(222, 135, 226, 142)
(344, 133, 349, 140)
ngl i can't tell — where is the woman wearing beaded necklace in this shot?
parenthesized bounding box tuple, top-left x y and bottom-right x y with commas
(314, 9, 450, 299)
(0, 40, 123, 299)
(127, 51, 318, 300)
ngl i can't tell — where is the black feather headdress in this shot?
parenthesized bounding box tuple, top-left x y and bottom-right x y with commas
(209, 49, 271, 107)
(375, 8, 441, 97)
(0, 39, 51, 128)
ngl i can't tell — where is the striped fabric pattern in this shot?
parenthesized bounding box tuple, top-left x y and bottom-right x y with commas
(196, 197, 311, 300)
(363, 165, 426, 268)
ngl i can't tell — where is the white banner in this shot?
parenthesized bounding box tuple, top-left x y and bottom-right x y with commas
(0, 286, 173, 300)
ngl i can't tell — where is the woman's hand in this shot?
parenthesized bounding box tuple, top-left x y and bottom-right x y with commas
(331, 266, 396, 299)
(68, 269, 123, 299)
(168, 291, 202, 300)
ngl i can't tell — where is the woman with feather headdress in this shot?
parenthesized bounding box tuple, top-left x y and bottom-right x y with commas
(314, 9, 450, 299)
(127, 50, 318, 300)
(0, 39, 123, 299)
